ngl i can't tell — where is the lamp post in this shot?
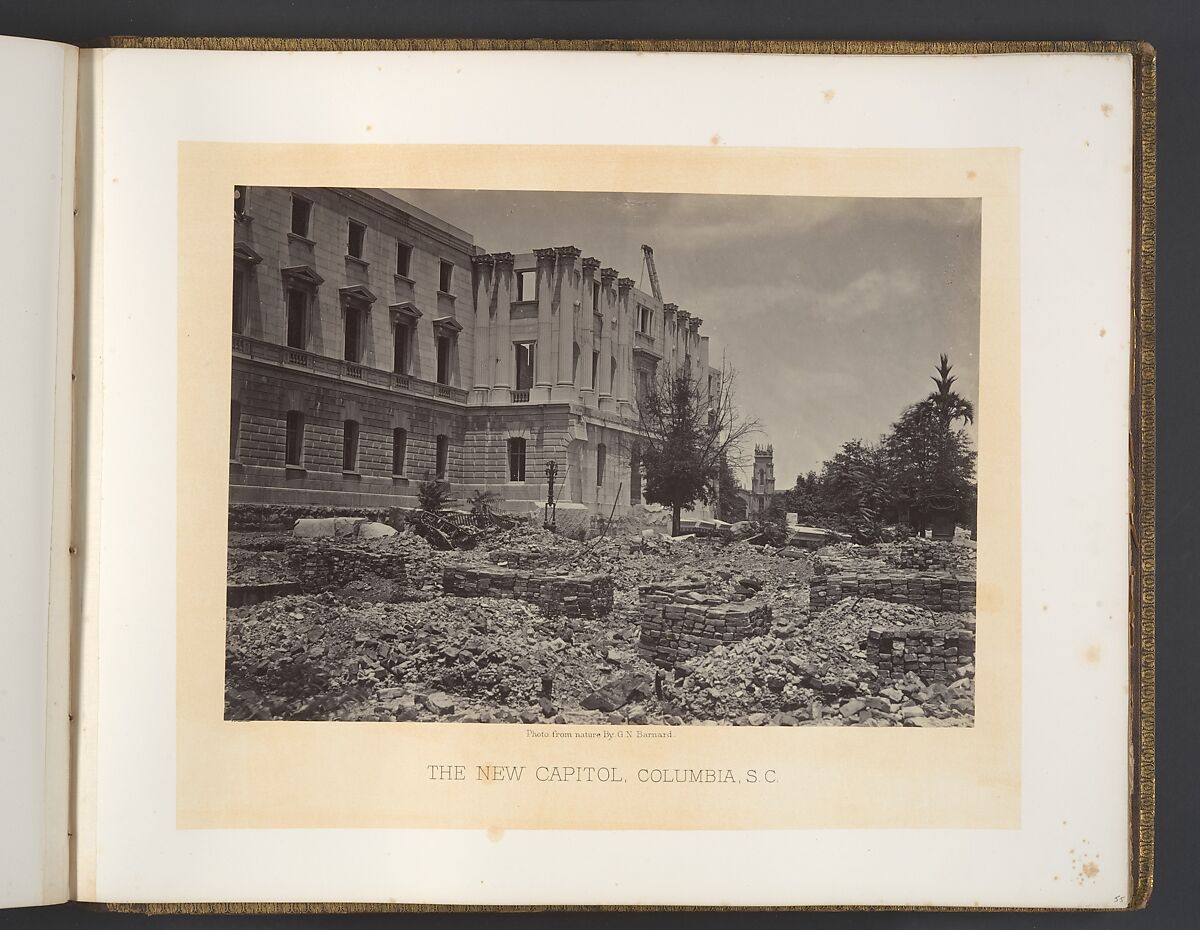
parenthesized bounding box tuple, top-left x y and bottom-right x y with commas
(544, 460, 559, 530)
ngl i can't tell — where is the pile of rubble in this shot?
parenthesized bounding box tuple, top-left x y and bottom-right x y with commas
(223, 519, 976, 726)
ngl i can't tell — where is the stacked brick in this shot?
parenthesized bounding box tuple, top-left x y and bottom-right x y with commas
(883, 540, 975, 574)
(441, 565, 614, 618)
(809, 571, 974, 613)
(637, 585, 773, 667)
(866, 626, 975, 682)
(286, 541, 407, 592)
(487, 548, 556, 571)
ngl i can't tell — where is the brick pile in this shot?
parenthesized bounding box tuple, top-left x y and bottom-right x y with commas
(441, 565, 614, 618)
(809, 571, 974, 613)
(487, 548, 554, 571)
(866, 626, 976, 682)
(286, 541, 407, 592)
(637, 584, 773, 667)
(883, 539, 975, 574)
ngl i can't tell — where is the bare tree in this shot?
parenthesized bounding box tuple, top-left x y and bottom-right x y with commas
(635, 357, 759, 536)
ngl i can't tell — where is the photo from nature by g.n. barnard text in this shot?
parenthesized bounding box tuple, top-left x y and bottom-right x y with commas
(223, 186, 981, 728)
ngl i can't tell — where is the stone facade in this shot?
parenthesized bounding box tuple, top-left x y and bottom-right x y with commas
(865, 626, 976, 682)
(229, 186, 721, 519)
(441, 565, 615, 619)
(737, 443, 777, 518)
(809, 570, 976, 613)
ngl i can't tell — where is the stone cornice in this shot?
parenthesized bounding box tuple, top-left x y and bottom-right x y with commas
(491, 251, 515, 265)
(582, 256, 602, 273)
(600, 267, 619, 284)
(469, 253, 495, 267)
(555, 245, 582, 260)
(617, 276, 635, 291)
(534, 247, 558, 263)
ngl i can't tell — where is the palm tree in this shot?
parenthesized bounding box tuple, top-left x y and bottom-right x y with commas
(930, 353, 975, 429)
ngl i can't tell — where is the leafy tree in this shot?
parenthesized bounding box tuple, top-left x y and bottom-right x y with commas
(417, 472, 455, 513)
(636, 359, 758, 536)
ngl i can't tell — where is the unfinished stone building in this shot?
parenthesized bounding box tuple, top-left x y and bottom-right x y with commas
(228, 186, 722, 518)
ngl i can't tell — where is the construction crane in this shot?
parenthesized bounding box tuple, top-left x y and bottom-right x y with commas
(641, 244, 663, 302)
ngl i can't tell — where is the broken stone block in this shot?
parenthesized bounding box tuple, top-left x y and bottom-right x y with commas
(423, 692, 456, 715)
(580, 672, 652, 712)
(357, 521, 398, 539)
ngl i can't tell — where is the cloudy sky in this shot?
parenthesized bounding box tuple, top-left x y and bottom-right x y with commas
(391, 188, 981, 486)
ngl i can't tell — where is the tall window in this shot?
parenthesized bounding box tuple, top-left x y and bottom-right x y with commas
(290, 195, 312, 237)
(347, 220, 366, 259)
(516, 269, 535, 301)
(344, 306, 363, 361)
(439, 260, 454, 293)
(572, 343, 581, 385)
(285, 411, 305, 466)
(637, 370, 650, 405)
(233, 185, 248, 218)
(342, 420, 360, 472)
(637, 304, 652, 335)
(392, 428, 408, 476)
(286, 288, 307, 349)
(396, 241, 412, 276)
(514, 341, 536, 391)
(232, 268, 246, 334)
(436, 336, 452, 385)
(592, 280, 601, 309)
(596, 443, 606, 487)
(393, 322, 412, 374)
(229, 400, 241, 461)
(435, 434, 449, 479)
(507, 437, 527, 482)
(591, 350, 600, 390)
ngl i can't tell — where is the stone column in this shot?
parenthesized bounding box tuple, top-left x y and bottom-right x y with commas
(492, 252, 514, 400)
(662, 303, 678, 375)
(533, 247, 557, 403)
(555, 245, 581, 401)
(580, 257, 601, 407)
(598, 267, 617, 413)
(676, 309, 691, 377)
(469, 254, 494, 405)
(616, 277, 635, 417)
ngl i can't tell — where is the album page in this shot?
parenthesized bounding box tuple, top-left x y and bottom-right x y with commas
(0, 34, 76, 909)
(75, 46, 1137, 907)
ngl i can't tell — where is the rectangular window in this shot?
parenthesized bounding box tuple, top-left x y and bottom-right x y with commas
(637, 305, 652, 335)
(232, 268, 245, 334)
(290, 195, 312, 237)
(596, 443, 606, 487)
(392, 428, 407, 476)
(285, 411, 305, 467)
(591, 350, 600, 390)
(344, 306, 363, 362)
(233, 185, 247, 217)
(637, 369, 650, 404)
(592, 280, 601, 309)
(347, 220, 366, 259)
(342, 420, 359, 472)
(435, 434, 449, 479)
(436, 336, 452, 385)
(229, 400, 241, 461)
(396, 241, 412, 277)
(286, 288, 307, 349)
(393, 322, 412, 374)
(507, 437, 527, 482)
(514, 341, 536, 391)
(516, 269, 536, 301)
(439, 260, 454, 293)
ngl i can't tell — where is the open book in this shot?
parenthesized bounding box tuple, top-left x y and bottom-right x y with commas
(2, 36, 1154, 910)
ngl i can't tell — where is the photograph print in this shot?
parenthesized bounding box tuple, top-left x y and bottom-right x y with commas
(223, 184, 981, 728)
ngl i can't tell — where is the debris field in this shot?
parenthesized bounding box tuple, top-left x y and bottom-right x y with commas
(225, 515, 976, 727)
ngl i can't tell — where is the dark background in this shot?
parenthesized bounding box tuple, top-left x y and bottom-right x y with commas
(0, 1, 1194, 927)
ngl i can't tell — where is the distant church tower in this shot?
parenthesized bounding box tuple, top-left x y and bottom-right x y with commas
(751, 444, 775, 515)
